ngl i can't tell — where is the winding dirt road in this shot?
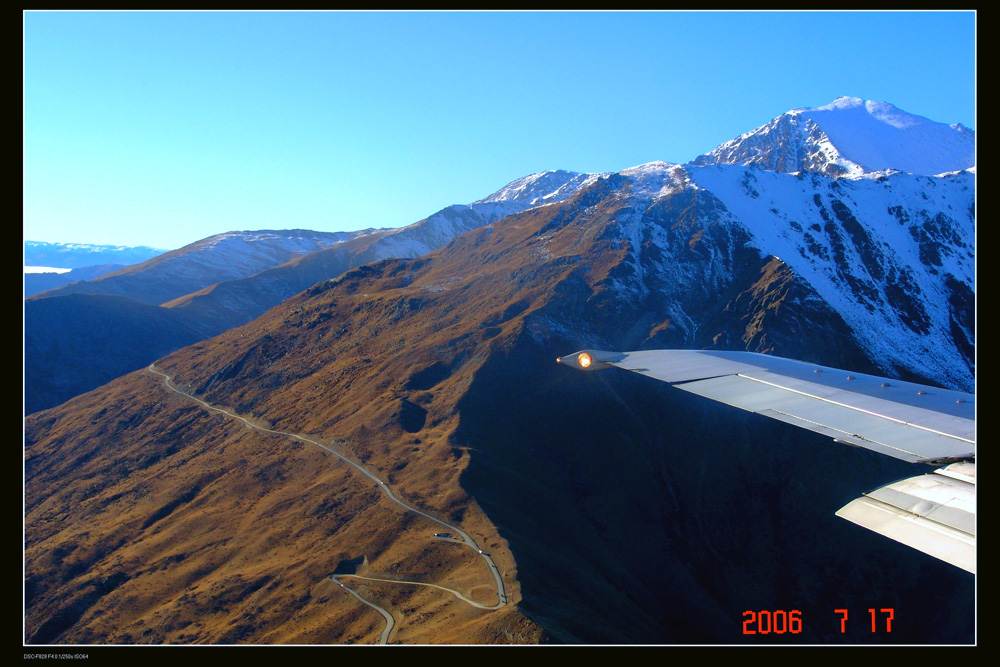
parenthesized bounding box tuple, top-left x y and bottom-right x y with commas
(148, 364, 506, 644)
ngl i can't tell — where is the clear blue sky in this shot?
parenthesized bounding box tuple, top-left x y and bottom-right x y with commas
(24, 10, 976, 250)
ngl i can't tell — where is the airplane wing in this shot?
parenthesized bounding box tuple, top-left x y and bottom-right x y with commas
(557, 349, 975, 574)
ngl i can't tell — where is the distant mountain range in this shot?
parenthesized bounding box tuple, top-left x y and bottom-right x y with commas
(24, 242, 167, 298)
(25, 98, 975, 644)
(25, 241, 167, 270)
(27, 229, 373, 305)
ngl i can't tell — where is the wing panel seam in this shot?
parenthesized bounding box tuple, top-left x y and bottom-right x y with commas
(854, 497, 975, 543)
(735, 373, 975, 446)
(763, 407, 923, 459)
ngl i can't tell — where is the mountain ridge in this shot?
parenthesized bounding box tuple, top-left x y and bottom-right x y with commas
(693, 96, 975, 178)
(28, 229, 375, 306)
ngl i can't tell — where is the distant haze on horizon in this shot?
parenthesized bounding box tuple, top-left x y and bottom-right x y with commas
(24, 10, 976, 250)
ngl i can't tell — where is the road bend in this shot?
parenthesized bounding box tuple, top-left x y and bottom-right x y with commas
(329, 575, 395, 645)
(148, 364, 508, 642)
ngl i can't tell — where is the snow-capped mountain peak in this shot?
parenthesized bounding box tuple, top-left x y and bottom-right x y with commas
(618, 161, 691, 198)
(474, 169, 605, 206)
(693, 97, 974, 178)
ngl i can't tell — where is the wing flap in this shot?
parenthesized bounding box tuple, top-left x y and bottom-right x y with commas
(836, 466, 975, 574)
(864, 469, 975, 535)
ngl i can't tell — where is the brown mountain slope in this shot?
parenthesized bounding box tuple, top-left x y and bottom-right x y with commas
(24, 359, 539, 644)
(23, 214, 581, 643)
(25, 178, 974, 644)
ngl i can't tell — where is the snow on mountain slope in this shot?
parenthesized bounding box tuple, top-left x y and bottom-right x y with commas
(601, 160, 974, 391)
(367, 170, 606, 260)
(474, 169, 605, 206)
(165, 228, 372, 279)
(372, 202, 530, 260)
(694, 97, 975, 178)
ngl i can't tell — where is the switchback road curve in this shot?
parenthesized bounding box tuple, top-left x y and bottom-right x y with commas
(148, 364, 507, 643)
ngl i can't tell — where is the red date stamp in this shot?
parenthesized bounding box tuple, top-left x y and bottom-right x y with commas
(742, 610, 802, 634)
(743, 608, 895, 634)
(836, 608, 894, 633)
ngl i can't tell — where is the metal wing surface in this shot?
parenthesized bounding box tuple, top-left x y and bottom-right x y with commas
(556, 349, 976, 573)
